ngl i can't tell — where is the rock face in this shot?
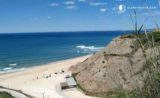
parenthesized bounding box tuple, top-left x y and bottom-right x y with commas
(70, 36, 154, 93)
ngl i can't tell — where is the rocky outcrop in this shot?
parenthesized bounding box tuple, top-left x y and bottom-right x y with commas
(70, 36, 158, 94)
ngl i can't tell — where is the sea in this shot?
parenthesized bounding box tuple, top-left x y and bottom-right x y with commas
(0, 31, 128, 73)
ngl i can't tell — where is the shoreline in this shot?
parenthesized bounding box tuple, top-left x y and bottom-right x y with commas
(0, 54, 96, 98)
(0, 55, 91, 76)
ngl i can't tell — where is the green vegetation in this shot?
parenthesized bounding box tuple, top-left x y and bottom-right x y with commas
(120, 33, 145, 39)
(121, 31, 160, 45)
(0, 92, 15, 98)
(0, 86, 33, 98)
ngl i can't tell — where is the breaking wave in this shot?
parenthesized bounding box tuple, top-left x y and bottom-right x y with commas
(0, 67, 25, 74)
(76, 45, 104, 53)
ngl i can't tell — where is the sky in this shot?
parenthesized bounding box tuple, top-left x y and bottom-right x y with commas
(0, 0, 160, 33)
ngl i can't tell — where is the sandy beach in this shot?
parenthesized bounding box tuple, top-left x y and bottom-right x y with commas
(0, 55, 96, 98)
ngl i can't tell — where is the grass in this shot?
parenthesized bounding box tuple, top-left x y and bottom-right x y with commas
(121, 31, 160, 44)
(0, 86, 33, 98)
(0, 92, 15, 98)
(120, 33, 145, 39)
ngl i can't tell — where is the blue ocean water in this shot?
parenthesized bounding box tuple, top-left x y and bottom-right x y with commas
(0, 31, 127, 73)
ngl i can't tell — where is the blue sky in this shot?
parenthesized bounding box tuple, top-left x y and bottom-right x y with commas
(0, 0, 159, 33)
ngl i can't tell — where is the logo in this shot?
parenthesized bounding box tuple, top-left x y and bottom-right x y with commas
(118, 4, 126, 13)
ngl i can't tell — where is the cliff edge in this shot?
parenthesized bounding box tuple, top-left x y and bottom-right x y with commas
(70, 34, 159, 95)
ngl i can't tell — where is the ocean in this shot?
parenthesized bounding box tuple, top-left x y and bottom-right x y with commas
(0, 31, 127, 73)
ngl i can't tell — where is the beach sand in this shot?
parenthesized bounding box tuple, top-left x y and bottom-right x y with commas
(0, 55, 96, 98)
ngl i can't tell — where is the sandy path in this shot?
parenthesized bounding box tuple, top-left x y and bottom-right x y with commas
(63, 88, 97, 98)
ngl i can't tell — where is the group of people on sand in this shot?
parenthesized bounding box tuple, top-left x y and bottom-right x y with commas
(43, 73, 52, 79)
(34, 69, 65, 80)
(54, 70, 65, 75)
(32, 69, 67, 83)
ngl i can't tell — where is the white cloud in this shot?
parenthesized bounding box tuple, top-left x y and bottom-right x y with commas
(64, 1, 75, 5)
(65, 6, 76, 9)
(100, 8, 107, 12)
(49, 3, 59, 7)
(90, 2, 107, 6)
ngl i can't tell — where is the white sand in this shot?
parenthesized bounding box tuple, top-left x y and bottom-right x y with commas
(0, 55, 97, 98)
(63, 88, 96, 98)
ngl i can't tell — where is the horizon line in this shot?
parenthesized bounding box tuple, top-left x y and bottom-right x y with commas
(0, 28, 155, 34)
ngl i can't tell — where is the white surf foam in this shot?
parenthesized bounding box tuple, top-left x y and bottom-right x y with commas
(9, 63, 17, 67)
(3, 67, 12, 71)
(0, 67, 25, 74)
(76, 45, 104, 53)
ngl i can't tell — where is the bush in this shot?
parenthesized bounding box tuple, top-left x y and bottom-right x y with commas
(0, 92, 15, 98)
